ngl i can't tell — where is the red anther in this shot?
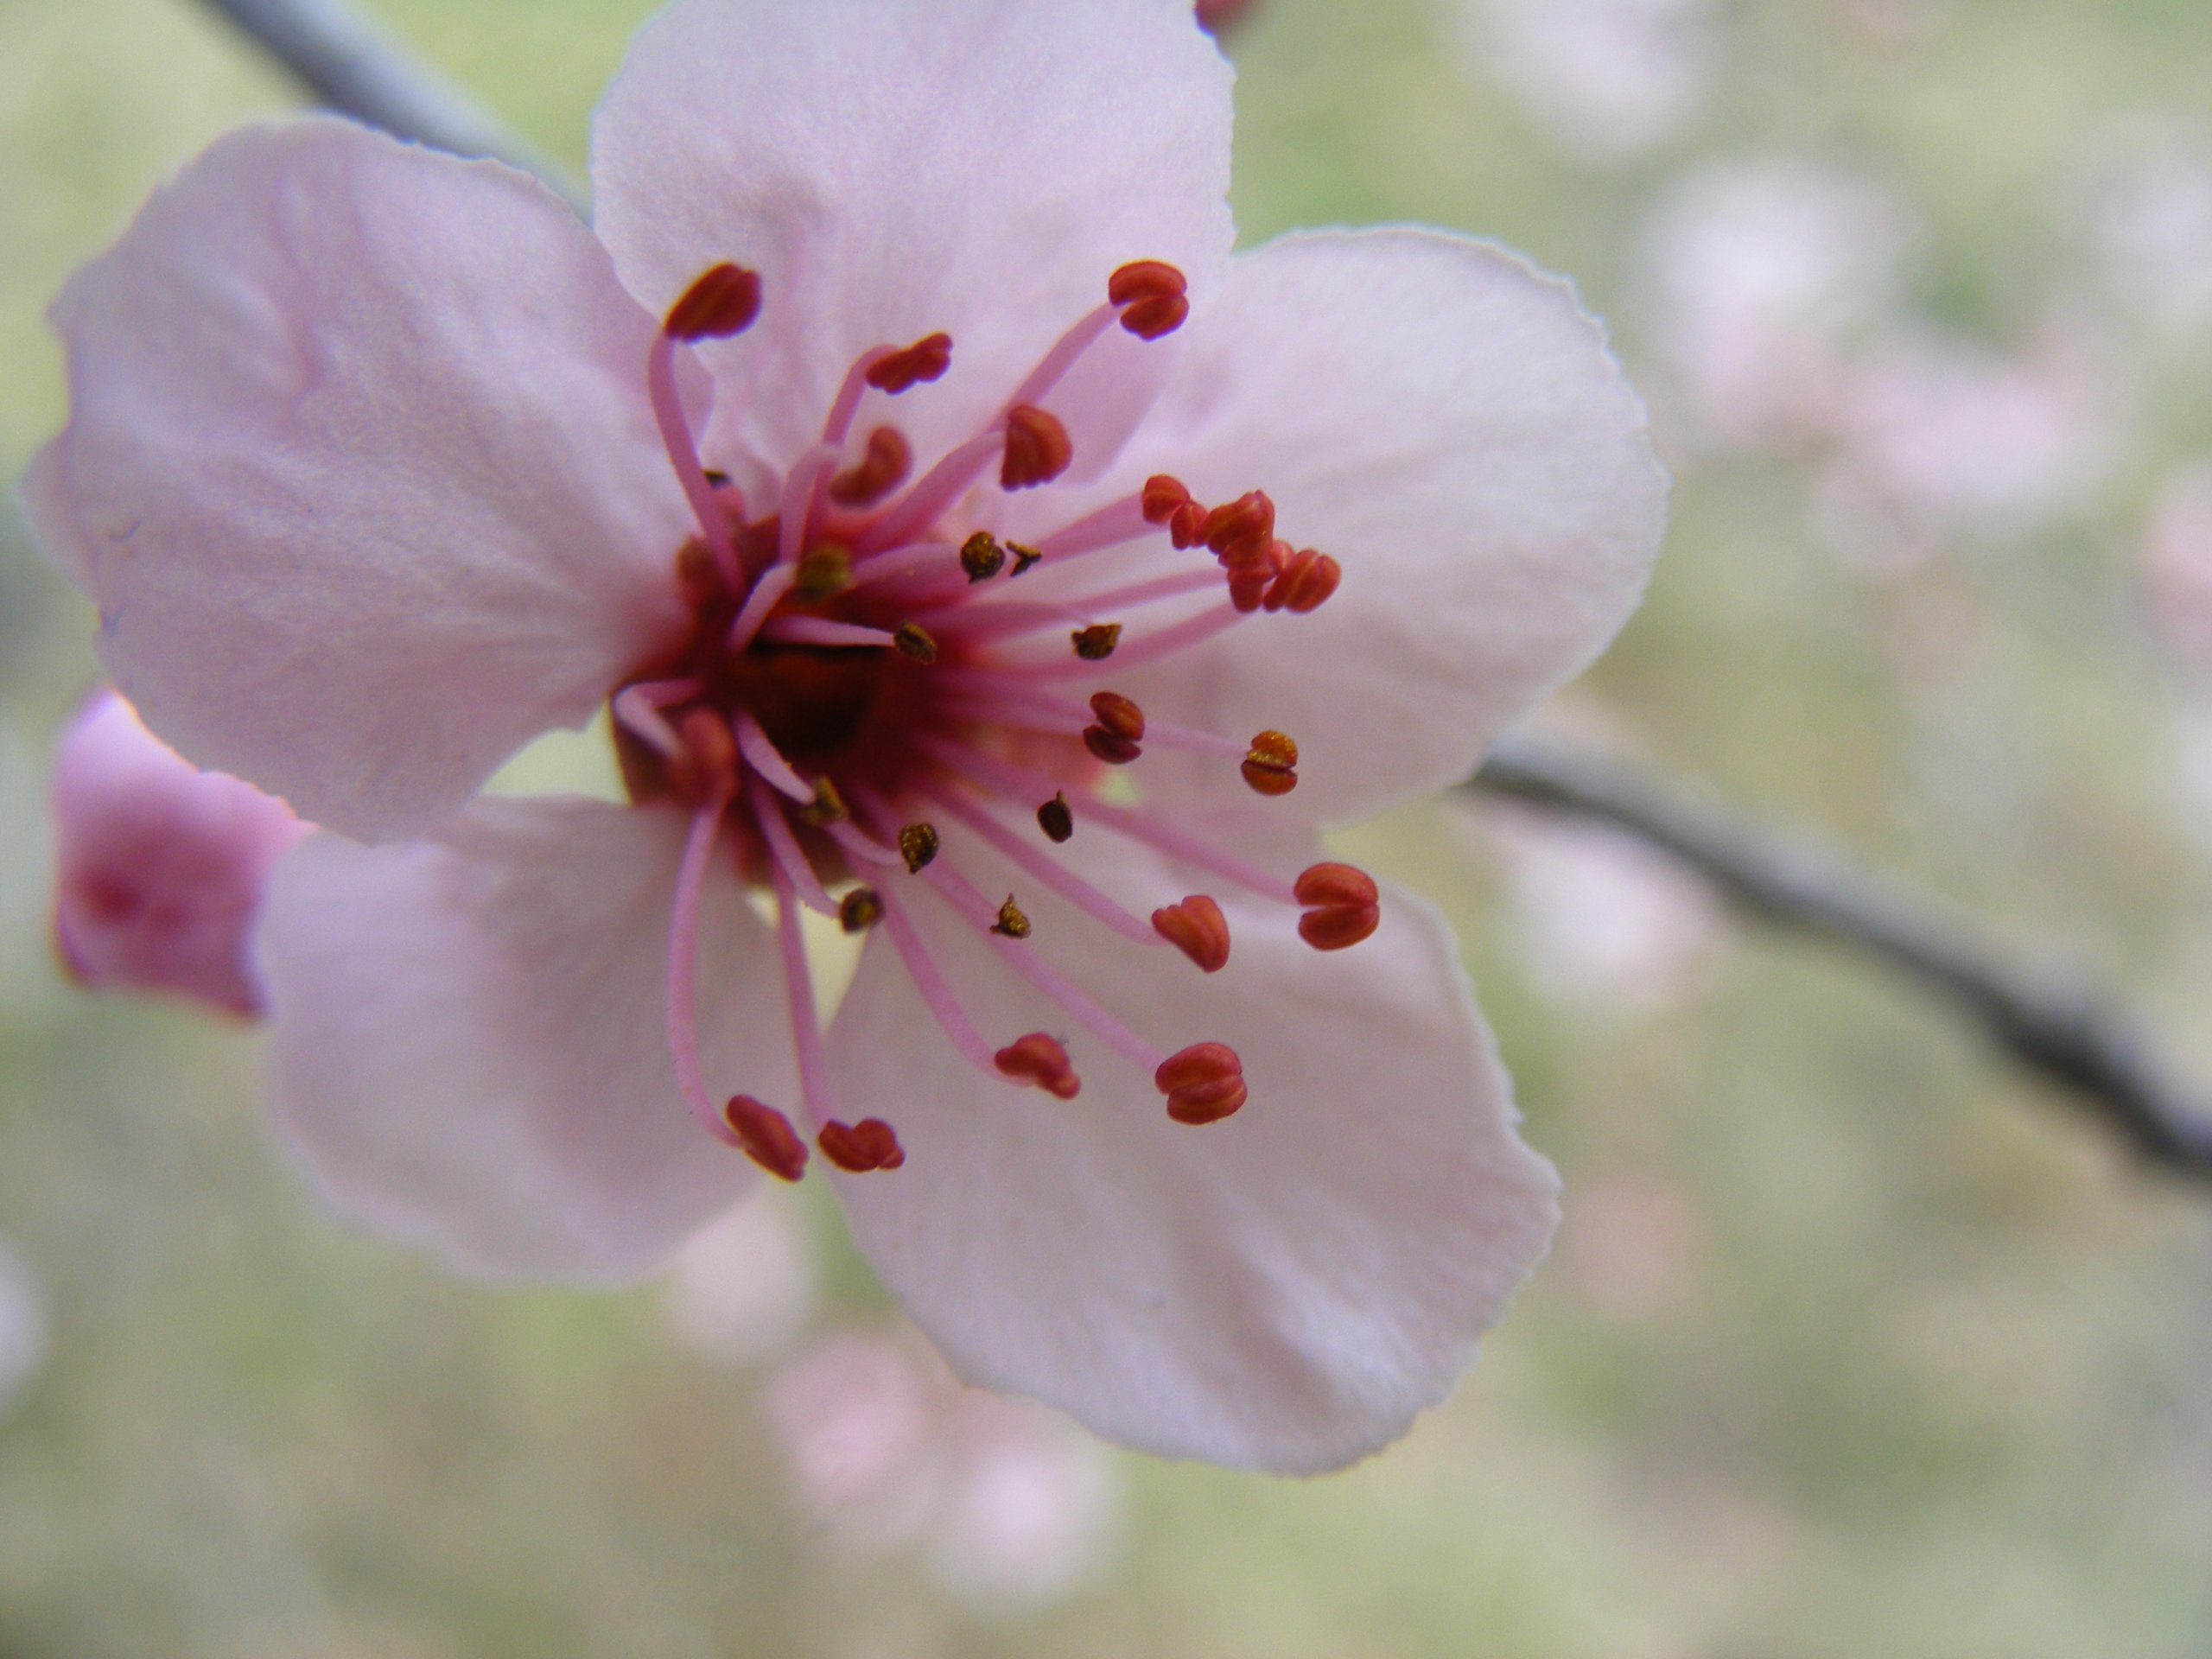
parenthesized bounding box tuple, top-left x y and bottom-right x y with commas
(664, 263, 763, 341)
(828, 425, 912, 506)
(1108, 259, 1189, 307)
(1001, 405, 1073, 490)
(1266, 549, 1342, 613)
(1201, 491, 1275, 561)
(1109, 259, 1192, 341)
(1154, 1041, 1247, 1125)
(1241, 729, 1299, 797)
(1152, 894, 1230, 973)
(1168, 499, 1208, 549)
(817, 1117, 906, 1173)
(1088, 691, 1146, 741)
(995, 1033, 1081, 1099)
(724, 1095, 808, 1181)
(865, 332, 953, 393)
(667, 707, 738, 804)
(1294, 861, 1381, 951)
(1141, 474, 1192, 524)
(1083, 727, 1143, 766)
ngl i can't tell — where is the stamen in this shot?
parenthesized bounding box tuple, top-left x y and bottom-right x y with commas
(766, 845, 837, 1128)
(649, 328, 743, 585)
(866, 332, 953, 394)
(1295, 862, 1382, 950)
(1071, 624, 1122, 660)
(1038, 793, 1075, 843)
(893, 622, 939, 664)
(994, 1032, 1081, 1099)
(818, 1118, 906, 1173)
(829, 427, 912, 507)
(1007, 602, 1241, 681)
(731, 709, 814, 804)
(764, 616, 899, 650)
(1141, 474, 1192, 524)
(898, 823, 941, 872)
(726, 563, 798, 652)
(991, 895, 1032, 938)
(724, 1094, 810, 1181)
(1107, 259, 1190, 339)
(610, 677, 702, 760)
(1001, 405, 1073, 491)
(928, 788, 1160, 945)
(1201, 491, 1275, 563)
(667, 708, 740, 806)
(1266, 549, 1342, 613)
(1242, 730, 1300, 797)
(664, 263, 763, 340)
(797, 777, 849, 826)
(960, 531, 1007, 582)
(1151, 895, 1230, 973)
(1083, 690, 1145, 764)
(859, 428, 1006, 553)
(664, 798, 749, 1151)
(839, 887, 884, 933)
(938, 569, 1221, 642)
(1154, 1041, 1247, 1125)
(1007, 543, 1044, 577)
(748, 776, 838, 916)
(868, 880, 1021, 1085)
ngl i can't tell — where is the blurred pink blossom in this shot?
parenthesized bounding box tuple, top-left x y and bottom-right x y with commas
(765, 1328, 1122, 1607)
(1637, 159, 1908, 449)
(1554, 1168, 1705, 1319)
(662, 1187, 820, 1367)
(2083, 135, 2212, 337)
(50, 689, 308, 1015)
(2138, 466, 2212, 664)
(1459, 0, 1718, 162)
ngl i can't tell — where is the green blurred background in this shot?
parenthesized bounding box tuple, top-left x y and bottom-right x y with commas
(7, 0, 2212, 1652)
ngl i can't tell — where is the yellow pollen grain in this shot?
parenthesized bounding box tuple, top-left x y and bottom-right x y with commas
(1071, 623, 1122, 661)
(991, 895, 1033, 939)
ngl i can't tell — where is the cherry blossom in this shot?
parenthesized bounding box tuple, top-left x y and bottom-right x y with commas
(26, 0, 1665, 1468)
(48, 689, 308, 1016)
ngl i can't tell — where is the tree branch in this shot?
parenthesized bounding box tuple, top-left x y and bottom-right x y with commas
(1476, 734, 2212, 1185)
(192, 0, 585, 207)
(188, 0, 2212, 1189)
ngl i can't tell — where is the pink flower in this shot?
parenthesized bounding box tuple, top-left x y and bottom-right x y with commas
(49, 689, 308, 1016)
(26, 0, 1664, 1468)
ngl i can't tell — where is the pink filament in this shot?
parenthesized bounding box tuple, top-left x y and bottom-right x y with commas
(665, 799, 745, 1148)
(748, 775, 838, 916)
(647, 331, 741, 588)
(765, 848, 836, 1127)
(858, 428, 1007, 555)
(1000, 600, 1245, 681)
(926, 785, 1163, 946)
(732, 709, 813, 803)
(760, 616, 898, 649)
(1034, 492, 1153, 560)
(726, 563, 798, 652)
(612, 676, 702, 759)
(868, 880, 1015, 1084)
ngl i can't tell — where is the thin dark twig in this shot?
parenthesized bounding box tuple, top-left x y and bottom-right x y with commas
(191, 0, 586, 207)
(1476, 733, 2212, 1185)
(187, 0, 2212, 1189)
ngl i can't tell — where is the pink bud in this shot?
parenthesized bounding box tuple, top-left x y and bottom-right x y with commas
(50, 690, 310, 1017)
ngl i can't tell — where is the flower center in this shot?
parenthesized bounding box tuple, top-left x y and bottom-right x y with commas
(621, 259, 1371, 1181)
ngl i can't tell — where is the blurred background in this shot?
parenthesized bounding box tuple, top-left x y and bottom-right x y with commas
(7, 0, 2212, 1651)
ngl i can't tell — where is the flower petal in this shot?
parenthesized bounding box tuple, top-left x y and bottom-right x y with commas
(823, 823, 1558, 1471)
(258, 798, 787, 1281)
(1115, 228, 1669, 823)
(590, 0, 1235, 476)
(41, 118, 692, 842)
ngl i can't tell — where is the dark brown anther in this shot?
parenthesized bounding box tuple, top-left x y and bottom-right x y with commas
(794, 542, 853, 600)
(960, 530, 1007, 582)
(1241, 729, 1299, 797)
(839, 887, 883, 934)
(1083, 727, 1143, 765)
(667, 707, 738, 805)
(664, 263, 763, 340)
(1082, 690, 1146, 763)
(1201, 491, 1276, 562)
(1007, 542, 1045, 577)
(1001, 404, 1074, 491)
(1152, 894, 1230, 973)
(898, 823, 940, 873)
(724, 1094, 808, 1180)
(1071, 623, 1122, 661)
(995, 1032, 1082, 1099)
(866, 332, 953, 393)
(702, 469, 730, 487)
(1109, 259, 1192, 340)
(798, 776, 849, 826)
(1154, 1041, 1247, 1125)
(1168, 499, 1208, 549)
(991, 894, 1033, 939)
(1267, 549, 1342, 614)
(1294, 861, 1381, 950)
(893, 622, 939, 664)
(1142, 474, 1192, 524)
(818, 1117, 906, 1172)
(828, 425, 912, 507)
(1037, 792, 1075, 843)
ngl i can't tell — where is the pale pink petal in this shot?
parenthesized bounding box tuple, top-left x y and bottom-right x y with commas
(823, 825, 1558, 1471)
(41, 118, 693, 842)
(257, 798, 788, 1281)
(1113, 229, 1668, 823)
(590, 0, 1234, 476)
(51, 690, 308, 1016)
